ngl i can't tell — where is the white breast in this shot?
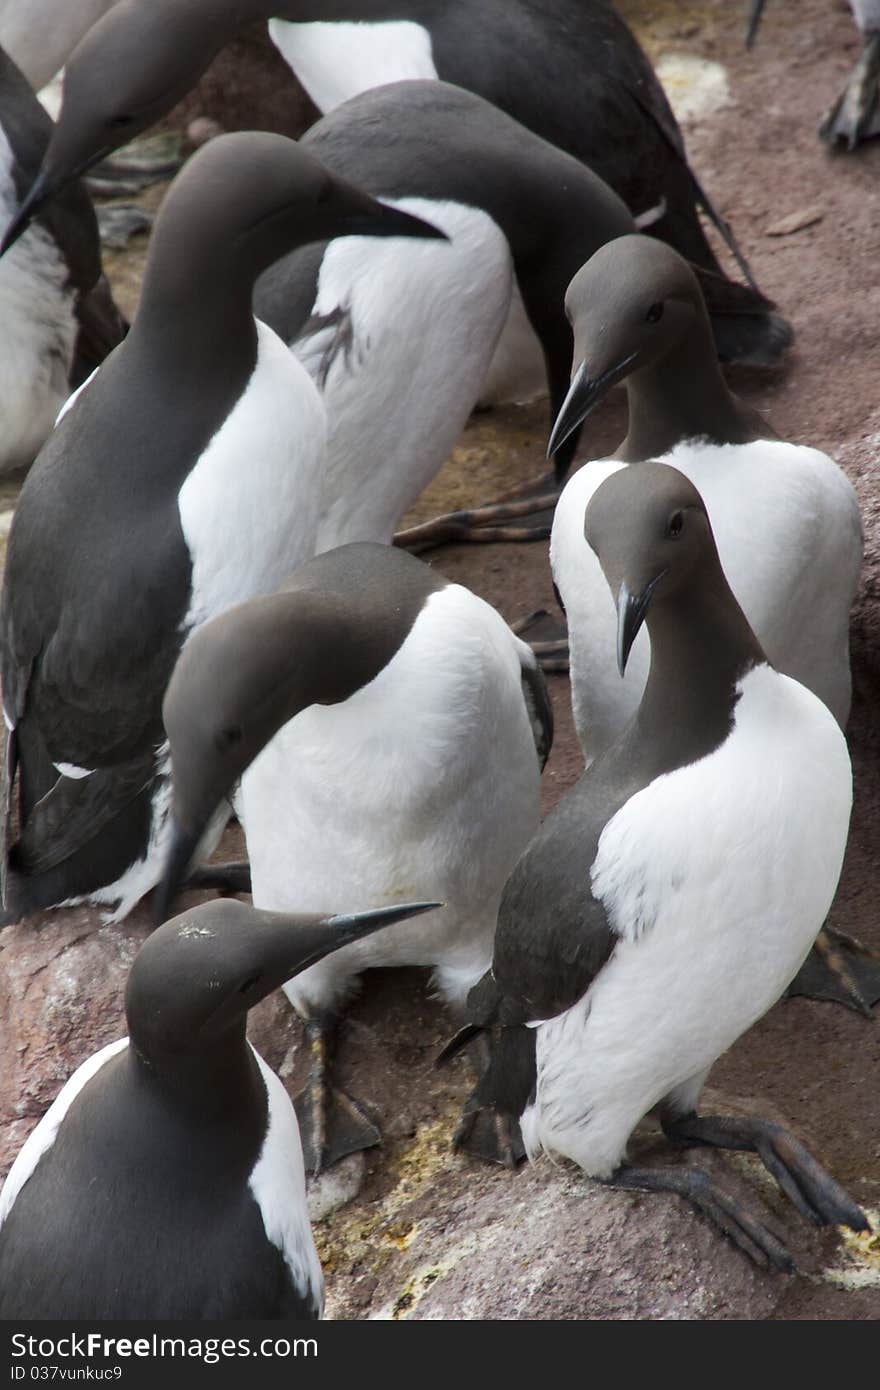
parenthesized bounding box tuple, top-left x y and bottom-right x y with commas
(551, 439, 862, 764)
(240, 584, 542, 1012)
(0, 1036, 128, 1226)
(178, 318, 326, 629)
(291, 198, 513, 551)
(248, 1048, 323, 1316)
(523, 664, 852, 1179)
(268, 17, 437, 113)
(0, 127, 77, 473)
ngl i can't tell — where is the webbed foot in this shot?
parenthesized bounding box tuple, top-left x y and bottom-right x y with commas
(786, 925, 880, 1016)
(606, 1163, 795, 1272)
(294, 1014, 380, 1176)
(663, 1112, 869, 1234)
(819, 34, 880, 151)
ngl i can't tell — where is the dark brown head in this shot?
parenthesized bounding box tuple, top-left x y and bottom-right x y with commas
(156, 589, 357, 923)
(584, 462, 728, 676)
(127, 897, 441, 1062)
(136, 131, 444, 310)
(547, 235, 710, 458)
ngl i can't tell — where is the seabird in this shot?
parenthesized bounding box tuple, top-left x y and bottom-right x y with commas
(155, 542, 553, 1172)
(8, 0, 790, 372)
(0, 896, 436, 1318)
(0, 131, 440, 924)
(0, 43, 124, 475)
(748, 1, 880, 149)
(445, 463, 868, 1269)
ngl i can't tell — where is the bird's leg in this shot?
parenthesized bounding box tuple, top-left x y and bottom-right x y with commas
(786, 924, 880, 1016)
(819, 32, 880, 151)
(393, 489, 559, 553)
(662, 1111, 870, 1233)
(186, 860, 252, 896)
(603, 1163, 795, 1272)
(452, 1032, 526, 1169)
(294, 1011, 380, 1177)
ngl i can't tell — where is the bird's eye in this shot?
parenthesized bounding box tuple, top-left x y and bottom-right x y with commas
(646, 302, 664, 323)
(215, 725, 243, 753)
(110, 113, 135, 128)
(666, 510, 684, 538)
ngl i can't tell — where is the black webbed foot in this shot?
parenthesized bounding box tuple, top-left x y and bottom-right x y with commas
(294, 1014, 380, 1177)
(605, 1163, 795, 1272)
(819, 33, 880, 151)
(662, 1112, 869, 1234)
(452, 1097, 526, 1170)
(786, 925, 880, 1016)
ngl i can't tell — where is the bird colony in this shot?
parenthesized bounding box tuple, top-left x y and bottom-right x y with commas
(0, 0, 877, 1323)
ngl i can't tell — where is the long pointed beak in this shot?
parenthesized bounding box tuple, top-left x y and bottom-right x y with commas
(282, 900, 443, 977)
(1, 171, 52, 256)
(324, 174, 448, 243)
(746, 0, 766, 49)
(616, 573, 666, 677)
(340, 196, 448, 242)
(154, 819, 201, 927)
(547, 353, 638, 460)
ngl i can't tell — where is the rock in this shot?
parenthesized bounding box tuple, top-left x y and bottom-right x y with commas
(308, 1154, 367, 1223)
(765, 206, 825, 236)
(186, 117, 224, 149)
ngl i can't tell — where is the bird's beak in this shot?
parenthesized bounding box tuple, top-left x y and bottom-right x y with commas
(330, 180, 448, 242)
(746, 0, 766, 49)
(154, 818, 202, 927)
(616, 572, 666, 677)
(285, 900, 443, 976)
(547, 353, 637, 460)
(0, 171, 52, 256)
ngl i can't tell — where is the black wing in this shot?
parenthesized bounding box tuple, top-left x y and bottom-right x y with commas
(519, 650, 554, 772)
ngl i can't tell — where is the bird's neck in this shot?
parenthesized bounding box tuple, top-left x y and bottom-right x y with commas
(635, 580, 766, 770)
(128, 1026, 265, 1126)
(616, 333, 767, 462)
(127, 260, 258, 385)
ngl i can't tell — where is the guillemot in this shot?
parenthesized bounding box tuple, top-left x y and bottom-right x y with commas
(155, 542, 552, 1172)
(0, 43, 124, 475)
(0, 131, 440, 923)
(0, 896, 436, 1317)
(445, 463, 868, 1269)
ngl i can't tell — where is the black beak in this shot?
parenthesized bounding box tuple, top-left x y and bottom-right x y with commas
(746, 0, 766, 49)
(154, 818, 201, 927)
(1, 170, 52, 256)
(616, 573, 666, 677)
(328, 177, 448, 243)
(285, 900, 443, 976)
(547, 353, 638, 460)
